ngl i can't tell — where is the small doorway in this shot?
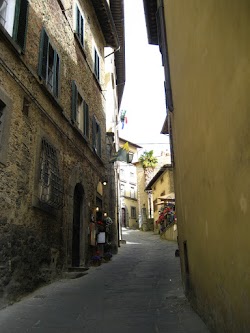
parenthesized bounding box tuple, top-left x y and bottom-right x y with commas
(72, 183, 84, 267)
(122, 207, 126, 227)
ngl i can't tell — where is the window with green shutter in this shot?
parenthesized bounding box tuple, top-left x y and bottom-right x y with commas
(75, 3, 84, 47)
(0, 0, 28, 50)
(71, 80, 89, 139)
(92, 116, 101, 157)
(38, 28, 60, 98)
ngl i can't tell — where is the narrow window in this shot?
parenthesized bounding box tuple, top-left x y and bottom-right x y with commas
(71, 80, 89, 139)
(130, 186, 135, 199)
(38, 28, 60, 98)
(0, 0, 28, 50)
(131, 207, 136, 219)
(94, 48, 100, 81)
(40, 138, 63, 209)
(0, 99, 6, 145)
(92, 116, 101, 157)
(120, 184, 125, 196)
(75, 3, 84, 47)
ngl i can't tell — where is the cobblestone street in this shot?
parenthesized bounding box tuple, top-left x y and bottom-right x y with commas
(0, 229, 210, 333)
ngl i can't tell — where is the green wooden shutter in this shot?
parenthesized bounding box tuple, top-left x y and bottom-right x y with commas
(94, 49, 99, 80)
(38, 28, 49, 80)
(13, 0, 29, 50)
(92, 116, 96, 150)
(71, 81, 77, 123)
(97, 125, 101, 157)
(84, 102, 89, 138)
(53, 52, 60, 97)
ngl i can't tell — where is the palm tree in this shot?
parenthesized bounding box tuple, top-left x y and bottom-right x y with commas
(139, 150, 158, 186)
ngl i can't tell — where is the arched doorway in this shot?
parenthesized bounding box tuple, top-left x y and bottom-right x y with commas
(72, 183, 84, 267)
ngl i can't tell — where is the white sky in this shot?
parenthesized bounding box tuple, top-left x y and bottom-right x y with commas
(119, 0, 170, 155)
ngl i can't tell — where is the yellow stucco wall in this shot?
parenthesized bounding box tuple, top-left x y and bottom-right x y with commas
(151, 168, 174, 232)
(164, 1, 250, 332)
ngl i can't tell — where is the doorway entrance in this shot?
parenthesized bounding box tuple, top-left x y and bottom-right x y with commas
(122, 207, 126, 227)
(72, 183, 84, 267)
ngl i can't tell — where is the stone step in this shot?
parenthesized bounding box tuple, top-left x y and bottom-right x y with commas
(67, 267, 89, 272)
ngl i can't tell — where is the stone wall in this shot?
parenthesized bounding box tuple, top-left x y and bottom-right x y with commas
(0, 0, 111, 304)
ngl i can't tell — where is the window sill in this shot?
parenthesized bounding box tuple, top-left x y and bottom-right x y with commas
(124, 196, 138, 201)
(38, 78, 63, 112)
(0, 24, 23, 55)
(92, 148, 105, 165)
(74, 33, 87, 60)
(92, 72, 102, 92)
(32, 196, 58, 216)
(71, 123, 89, 144)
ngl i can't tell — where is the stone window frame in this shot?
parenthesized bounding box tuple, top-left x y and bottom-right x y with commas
(0, 88, 12, 166)
(32, 134, 64, 213)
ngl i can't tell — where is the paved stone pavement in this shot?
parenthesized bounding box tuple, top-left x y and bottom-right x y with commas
(0, 229, 210, 333)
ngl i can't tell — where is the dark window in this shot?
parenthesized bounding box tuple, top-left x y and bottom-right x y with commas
(94, 48, 100, 81)
(40, 138, 63, 209)
(0, 0, 28, 50)
(75, 4, 84, 47)
(71, 81, 89, 138)
(120, 184, 125, 196)
(153, 199, 157, 212)
(131, 206, 136, 219)
(38, 28, 60, 98)
(92, 116, 101, 157)
(0, 99, 6, 145)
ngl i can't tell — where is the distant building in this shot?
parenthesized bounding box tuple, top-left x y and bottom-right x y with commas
(145, 164, 175, 239)
(118, 138, 142, 231)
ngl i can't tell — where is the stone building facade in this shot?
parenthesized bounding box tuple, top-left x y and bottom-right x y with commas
(0, 0, 124, 305)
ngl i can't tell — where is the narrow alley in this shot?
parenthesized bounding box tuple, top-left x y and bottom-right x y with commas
(0, 230, 210, 333)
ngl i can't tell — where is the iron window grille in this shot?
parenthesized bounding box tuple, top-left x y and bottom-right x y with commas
(40, 138, 64, 209)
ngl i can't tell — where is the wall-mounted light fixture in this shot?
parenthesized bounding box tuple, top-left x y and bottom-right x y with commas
(103, 212, 107, 217)
(102, 180, 107, 186)
(96, 207, 99, 212)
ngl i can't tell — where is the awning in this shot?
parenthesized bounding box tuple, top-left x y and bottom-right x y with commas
(155, 201, 165, 205)
(158, 192, 175, 200)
